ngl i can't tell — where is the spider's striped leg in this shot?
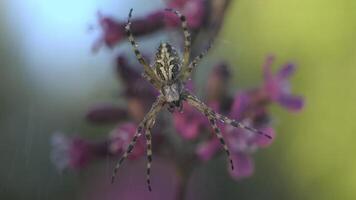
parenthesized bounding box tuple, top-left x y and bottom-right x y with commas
(184, 92, 234, 170)
(111, 96, 165, 184)
(165, 9, 191, 68)
(205, 111, 234, 170)
(126, 9, 161, 88)
(145, 119, 156, 191)
(183, 91, 272, 139)
(143, 98, 165, 191)
(181, 42, 213, 82)
(214, 113, 272, 139)
(111, 124, 144, 183)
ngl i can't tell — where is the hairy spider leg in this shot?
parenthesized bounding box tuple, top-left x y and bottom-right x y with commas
(111, 124, 143, 183)
(185, 92, 272, 139)
(206, 113, 234, 170)
(181, 41, 213, 82)
(111, 96, 165, 184)
(165, 9, 191, 69)
(126, 9, 161, 89)
(184, 93, 234, 170)
(144, 117, 156, 191)
(183, 92, 272, 170)
(214, 113, 272, 139)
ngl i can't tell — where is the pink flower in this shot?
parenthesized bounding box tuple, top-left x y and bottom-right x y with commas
(172, 79, 208, 140)
(167, 0, 205, 28)
(109, 122, 145, 159)
(263, 56, 304, 112)
(194, 56, 305, 179)
(51, 122, 146, 171)
(92, 12, 125, 52)
(173, 63, 230, 140)
(51, 132, 96, 170)
(173, 101, 207, 140)
(196, 92, 276, 180)
(197, 122, 276, 180)
(93, 0, 206, 51)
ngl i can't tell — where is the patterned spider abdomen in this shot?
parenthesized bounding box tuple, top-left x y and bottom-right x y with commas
(154, 42, 181, 82)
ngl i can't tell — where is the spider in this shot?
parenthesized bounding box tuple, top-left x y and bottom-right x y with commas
(111, 8, 272, 191)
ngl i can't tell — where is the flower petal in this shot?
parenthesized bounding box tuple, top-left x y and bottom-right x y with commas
(196, 139, 220, 161)
(167, 0, 205, 29)
(277, 94, 304, 112)
(69, 137, 93, 169)
(96, 12, 125, 49)
(254, 127, 275, 148)
(173, 102, 206, 140)
(109, 123, 145, 159)
(229, 93, 249, 120)
(229, 153, 254, 180)
(277, 63, 296, 80)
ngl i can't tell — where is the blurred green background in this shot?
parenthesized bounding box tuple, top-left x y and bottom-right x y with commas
(1, 0, 355, 199)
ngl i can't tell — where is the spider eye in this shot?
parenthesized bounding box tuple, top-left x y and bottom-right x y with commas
(171, 64, 180, 79)
(172, 64, 179, 72)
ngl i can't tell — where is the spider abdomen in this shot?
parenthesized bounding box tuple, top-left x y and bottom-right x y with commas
(154, 42, 181, 82)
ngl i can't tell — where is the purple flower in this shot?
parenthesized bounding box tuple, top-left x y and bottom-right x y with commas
(51, 123, 146, 171)
(173, 101, 207, 140)
(92, 0, 205, 51)
(92, 12, 125, 52)
(192, 58, 305, 180)
(262, 55, 304, 112)
(51, 132, 98, 170)
(166, 0, 205, 29)
(197, 117, 275, 180)
(50, 0, 306, 197)
(208, 92, 275, 177)
(173, 63, 231, 140)
(226, 126, 275, 180)
(108, 122, 146, 159)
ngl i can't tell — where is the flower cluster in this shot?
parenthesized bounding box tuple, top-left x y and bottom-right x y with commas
(185, 56, 303, 179)
(51, 55, 303, 176)
(51, 55, 161, 170)
(92, 0, 205, 52)
(51, 0, 303, 198)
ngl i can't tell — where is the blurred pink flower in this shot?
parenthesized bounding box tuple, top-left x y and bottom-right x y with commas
(196, 95, 276, 180)
(51, 122, 146, 171)
(51, 132, 98, 170)
(193, 57, 304, 180)
(93, 0, 205, 51)
(173, 63, 230, 140)
(263, 55, 304, 112)
(173, 101, 207, 140)
(167, 0, 205, 28)
(109, 122, 146, 159)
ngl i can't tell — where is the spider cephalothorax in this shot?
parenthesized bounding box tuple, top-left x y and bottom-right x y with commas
(112, 8, 272, 191)
(154, 42, 184, 111)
